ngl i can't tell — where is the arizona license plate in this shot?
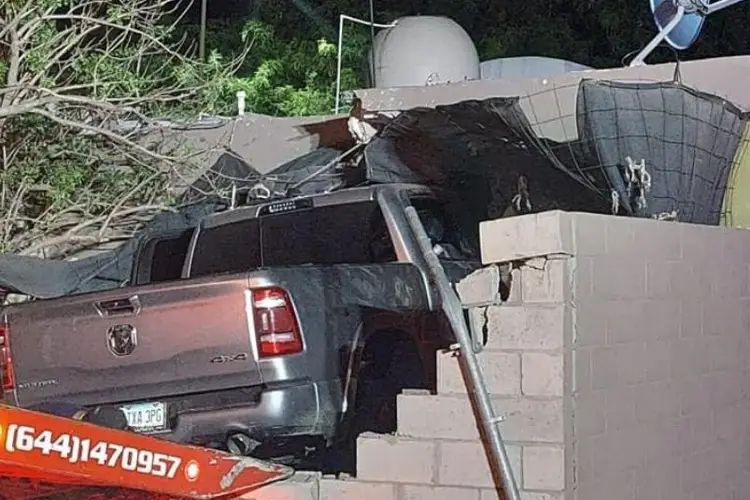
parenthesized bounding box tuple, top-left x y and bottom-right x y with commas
(120, 402, 167, 433)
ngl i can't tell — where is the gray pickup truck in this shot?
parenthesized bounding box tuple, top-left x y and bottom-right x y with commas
(0, 183, 480, 465)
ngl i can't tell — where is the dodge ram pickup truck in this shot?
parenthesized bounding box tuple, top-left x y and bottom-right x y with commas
(0, 183, 481, 465)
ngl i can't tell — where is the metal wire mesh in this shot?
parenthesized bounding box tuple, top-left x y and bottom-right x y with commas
(515, 78, 747, 225)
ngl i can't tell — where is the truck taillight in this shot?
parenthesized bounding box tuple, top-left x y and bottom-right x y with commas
(252, 287, 303, 358)
(0, 324, 15, 391)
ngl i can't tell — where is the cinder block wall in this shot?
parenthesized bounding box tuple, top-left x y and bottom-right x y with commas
(291, 211, 750, 500)
(566, 213, 750, 500)
(479, 211, 750, 500)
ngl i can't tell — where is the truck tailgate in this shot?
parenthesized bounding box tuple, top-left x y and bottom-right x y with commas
(6, 274, 261, 408)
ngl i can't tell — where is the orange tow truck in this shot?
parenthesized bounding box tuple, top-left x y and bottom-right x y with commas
(0, 405, 293, 499)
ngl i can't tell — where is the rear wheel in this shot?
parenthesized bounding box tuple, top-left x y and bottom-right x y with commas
(353, 334, 427, 435)
(324, 332, 428, 475)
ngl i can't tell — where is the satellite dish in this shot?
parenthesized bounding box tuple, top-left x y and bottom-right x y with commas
(652, 0, 705, 49)
(630, 0, 747, 66)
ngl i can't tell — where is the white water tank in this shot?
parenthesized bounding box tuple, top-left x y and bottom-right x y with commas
(480, 56, 592, 80)
(370, 16, 480, 88)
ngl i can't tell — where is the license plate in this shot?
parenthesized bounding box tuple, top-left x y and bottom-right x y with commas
(120, 401, 167, 433)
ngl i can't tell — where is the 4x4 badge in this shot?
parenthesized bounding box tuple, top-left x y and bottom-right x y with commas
(107, 324, 137, 357)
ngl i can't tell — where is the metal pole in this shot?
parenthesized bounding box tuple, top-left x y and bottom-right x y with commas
(629, 5, 685, 66)
(404, 207, 522, 500)
(199, 0, 207, 61)
(334, 15, 397, 114)
(335, 15, 345, 115)
(368, 0, 377, 88)
(702, 0, 747, 13)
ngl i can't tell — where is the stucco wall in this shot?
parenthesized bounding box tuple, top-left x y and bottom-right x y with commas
(268, 211, 750, 500)
(359, 55, 750, 143)
(160, 56, 750, 182)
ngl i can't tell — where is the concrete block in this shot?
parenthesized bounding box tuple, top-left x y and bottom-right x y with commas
(437, 440, 521, 489)
(572, 391, 606, 439)
(242, 472, 319, 500)
(572, 299, 606, 348)
(480, 211, 573, 265)
(397, 394, 564, 443)
(572, 347, 593, 394)
(522, 352, 563, 397)
(319, 478, 397, 500)
(573, 256, 594, 299)
(590, 344, 644, 390)
(485, 493, 563, 500)
(438, 350, 521, 396)
(522, 446, 564, 491)
(575, 474, 635, 500)
(456, 266, 502, 306)
(356, 433, 436, 484)
(507, 266, 523, 303)
(520, 257, 570, 304)
(484, 304, 567, 351)
(397, 393, 477, 440)
(591, 256, 646, 300)
(571, 212, 607, 256)
(479, 488, 505, 500)
(480, 486, 566, 499)
(401, 485, 481, 500)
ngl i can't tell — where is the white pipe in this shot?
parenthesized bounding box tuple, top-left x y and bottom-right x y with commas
(335, 14, 398, 114)
(630, 5, 686, 66)
(236, 91, 246, 116)
(702, 0, 746, 13)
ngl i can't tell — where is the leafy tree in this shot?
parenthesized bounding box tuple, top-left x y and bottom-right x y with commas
(177, 18, 370, 116)
(0, 0, 251, 257)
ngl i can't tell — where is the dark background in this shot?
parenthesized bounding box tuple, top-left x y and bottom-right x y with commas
(184, 0, 750, 68)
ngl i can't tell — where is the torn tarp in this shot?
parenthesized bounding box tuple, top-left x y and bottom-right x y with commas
(0, 146, 358, 298)
(0, 201, 221, 299)
(363, 97, 612, 223)
(0, 95, 612, 300)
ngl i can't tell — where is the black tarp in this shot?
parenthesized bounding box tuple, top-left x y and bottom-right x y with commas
(0, 202, 220, 299)
(574, 79, 746, 224)
(180, 151, 263, 204)
(5, 84, 741, 299)
(364, 98, 611, 225)
(0, 152, 251, 299)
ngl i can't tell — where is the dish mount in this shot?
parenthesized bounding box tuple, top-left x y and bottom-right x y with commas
(630, 0, 747, 66)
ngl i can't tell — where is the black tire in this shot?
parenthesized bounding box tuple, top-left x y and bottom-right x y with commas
(323, 333, 427, 475)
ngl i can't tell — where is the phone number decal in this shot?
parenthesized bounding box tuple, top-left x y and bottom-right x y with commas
(4, 424, 183, 479)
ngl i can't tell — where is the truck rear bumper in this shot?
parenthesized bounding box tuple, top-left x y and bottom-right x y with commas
(156, 379, 341, 448)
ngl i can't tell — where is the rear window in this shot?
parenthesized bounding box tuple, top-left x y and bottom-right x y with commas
(190, 218, 261, 277)
(189, 201, 395, 278)
(132, 229, 194, 285)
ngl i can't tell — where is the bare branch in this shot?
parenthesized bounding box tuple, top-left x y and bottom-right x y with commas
(0, 0, 251, 258)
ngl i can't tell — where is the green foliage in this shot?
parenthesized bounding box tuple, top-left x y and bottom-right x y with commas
(174, 18, 369, 116)
(0, 0, 248, 255)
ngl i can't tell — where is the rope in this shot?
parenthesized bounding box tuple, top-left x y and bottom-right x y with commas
(249, 183, 271, 200)
(611, 190, 620, 215)
(624, 156, 652, 211)
(653, 209, 679, 221)
(511, 193, 532, 213)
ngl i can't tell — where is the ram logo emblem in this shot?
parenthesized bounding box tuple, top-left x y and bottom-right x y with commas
(107, 324, 137, 357)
